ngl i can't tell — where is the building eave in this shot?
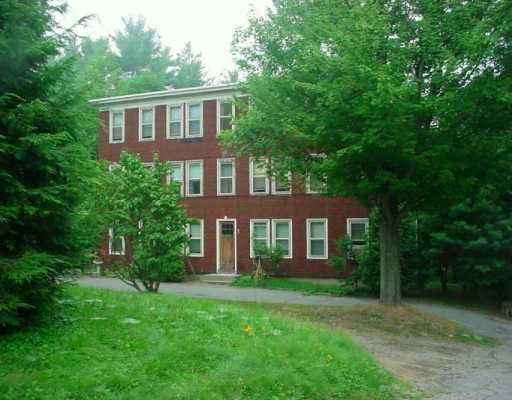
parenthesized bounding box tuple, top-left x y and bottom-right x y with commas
(89, 83, 241, 107)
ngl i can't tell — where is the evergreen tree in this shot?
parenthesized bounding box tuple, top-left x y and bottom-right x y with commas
(0, 0, 98, 328)
(170, 42, 209, 88)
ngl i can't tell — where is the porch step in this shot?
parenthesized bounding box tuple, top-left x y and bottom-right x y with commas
(198, 274, 238, 285)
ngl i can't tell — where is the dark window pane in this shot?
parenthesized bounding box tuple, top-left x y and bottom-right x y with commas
(310, 239, 325, 256)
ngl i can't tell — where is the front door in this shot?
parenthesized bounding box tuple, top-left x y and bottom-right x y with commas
(219, 221, 235, 274)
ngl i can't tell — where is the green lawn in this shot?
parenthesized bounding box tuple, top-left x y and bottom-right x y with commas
(0, 286, 402, 400)
(232, 276, 347, 296)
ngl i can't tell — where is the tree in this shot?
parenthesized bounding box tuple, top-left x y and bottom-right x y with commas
(224, 0, 512, 305)
(112, 16, 171, 76)
(219, 68, 240, 84)
(103, 152, 190, 292)
(423, 186, 512, 299)
(0, 0, 99, 327)
(170, 42, 209, 88)
(71, 37, 121, 99)
(111, 16, 174, 95)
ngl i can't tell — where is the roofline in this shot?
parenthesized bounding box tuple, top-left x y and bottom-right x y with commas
(89, 83, 240, 106)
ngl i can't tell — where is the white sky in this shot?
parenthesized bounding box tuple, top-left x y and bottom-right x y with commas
(62, 0, 273, 80)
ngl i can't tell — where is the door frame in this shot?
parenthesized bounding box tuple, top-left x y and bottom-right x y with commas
(216, 218, 238, 274)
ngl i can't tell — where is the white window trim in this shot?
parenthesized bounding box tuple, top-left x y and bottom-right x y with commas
(166, 161, 184, 196)
(166, 103, 184, 139)
(249, 219, 270, 258)
(109, 110, 125, 144)
(347, 218, 369, 247)
(185, 159, 203, 197)
(272, 219, 293, 259)
(185, 101, 203, 138)
(139, 106, 155, 141)
(271, 172, 292, 195)
(108, 227, 125, 256)
(306, 218, 328, 260)
(216, 98, 236, 135)
(217, 158, 236, 196)
(187, 219, 204, 257)
(249, 157, 269, 195)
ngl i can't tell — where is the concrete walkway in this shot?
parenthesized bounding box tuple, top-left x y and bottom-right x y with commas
(77, 276, 511, 341)
(77, 276, 373, 307)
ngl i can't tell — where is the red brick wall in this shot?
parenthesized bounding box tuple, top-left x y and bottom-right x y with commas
(98, 98, 369, 278)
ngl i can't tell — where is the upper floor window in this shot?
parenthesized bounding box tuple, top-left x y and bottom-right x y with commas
(186, 160, 203, 196)
(217, 158, 235, 196)
(187, 219, 204, 257)
(167, 104, 183, 139)
(167, 161, 184, 196)
(186, 102, 202, 137)
(109, 110, 124, 143)
(306, 174, 325, 194)
(250, 158, 269, 195)
(306, 218, 328, 259)
(217, 99, 234, 133)
(272, 172, 292, 195)
(139, 107, 155, 141)
(347, 218, 369, 247)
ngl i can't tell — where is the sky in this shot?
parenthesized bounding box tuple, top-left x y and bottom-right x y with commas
(62, 0, 273, 80)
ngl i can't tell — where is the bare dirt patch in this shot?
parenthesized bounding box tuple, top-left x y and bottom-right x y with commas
(261, 304, 507, 398)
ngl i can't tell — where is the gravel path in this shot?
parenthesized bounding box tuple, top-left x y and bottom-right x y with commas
(77, 277, 512, 399)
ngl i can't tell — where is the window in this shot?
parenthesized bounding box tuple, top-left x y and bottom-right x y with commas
(306, 174, 325, 194)
(110, 110, 124, 143)
(139, 107, 154, 141)
(188, 220, 204, 257)
(108, 163, 119, 173)
(167, 104, 183, 138)
(272, 219, 292, 258)
(108, 224, 125, 256)
(347, 218, 369, 246)
(250, 158, 269, 195)
(217, 99, 234, 133)
(186, 102, 202, 137)
(272, 172, 292, 195)
(306, 219, 328, 259)
(186, 160, 203, 196)
(217, 158, 235, 195)
(250, 219, 270, 258)
(167, 161, 184, 195)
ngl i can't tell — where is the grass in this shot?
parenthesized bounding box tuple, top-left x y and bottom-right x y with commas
(232, 275, 348, 296)
(254, 303, 496, 346)
(0, 286, 403, 400)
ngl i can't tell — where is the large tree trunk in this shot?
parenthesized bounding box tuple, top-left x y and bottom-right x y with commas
(379, 203, 401, 306)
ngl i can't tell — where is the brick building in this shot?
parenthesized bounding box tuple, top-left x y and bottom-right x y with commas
(91, 84, 369, 278)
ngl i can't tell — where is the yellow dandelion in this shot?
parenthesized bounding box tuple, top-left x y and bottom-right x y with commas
(243, 324, 254, 335)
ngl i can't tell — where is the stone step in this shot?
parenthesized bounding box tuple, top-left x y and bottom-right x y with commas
(198, 274, 238, 285)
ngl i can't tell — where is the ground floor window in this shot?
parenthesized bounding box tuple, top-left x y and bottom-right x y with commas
(347, 218, 369, 246)
(250, 219, 270, 258)
(188, 220, 204, 257)
(108, 224, 125, 256)
(272, 219, 292, 258)
(306, 218, 328, 259)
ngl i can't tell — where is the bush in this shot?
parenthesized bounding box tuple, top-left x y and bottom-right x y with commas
(251, 243, 285, 285)
(103, 152, 190, 292)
